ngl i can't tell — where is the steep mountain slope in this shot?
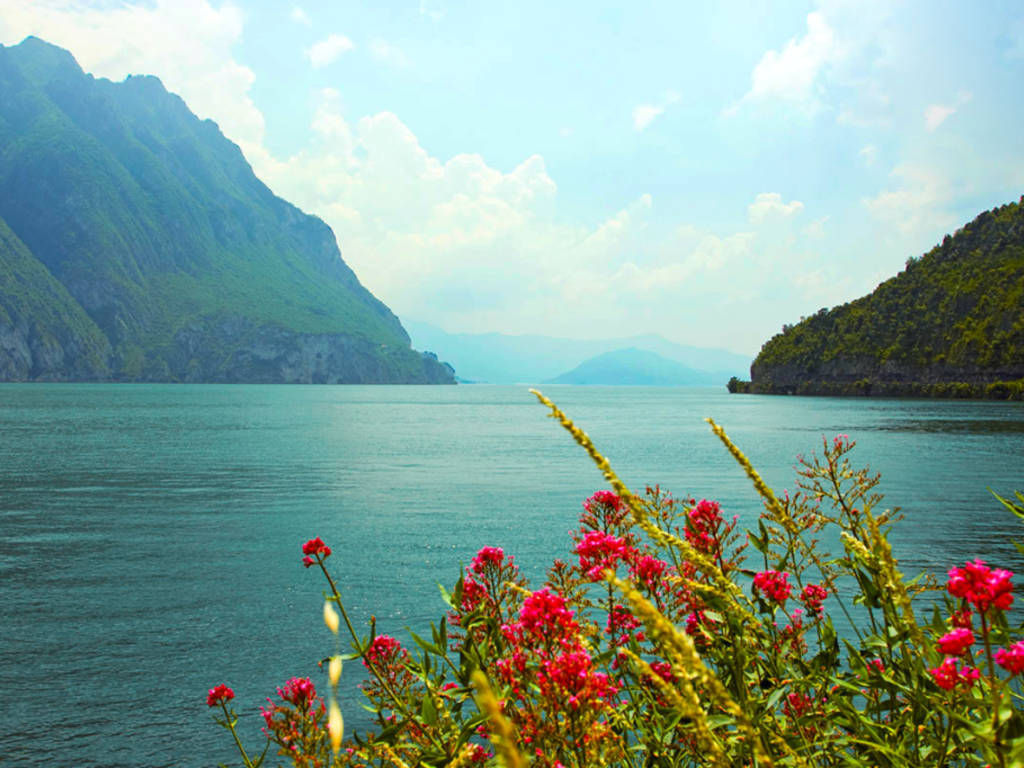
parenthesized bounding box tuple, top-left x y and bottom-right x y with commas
(0, 37, 454, 383)
(743, 197, 1024, 398)
(545, 347, 723, 385)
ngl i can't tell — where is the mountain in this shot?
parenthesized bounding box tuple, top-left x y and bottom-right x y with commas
(0, 37, 454, 383)
(545, 347, 724, 385)
(404, 319, 750, 384)
(737, 197, 1024, 398)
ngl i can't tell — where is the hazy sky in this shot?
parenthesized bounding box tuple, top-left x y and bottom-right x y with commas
(3, 1, 1023, 355)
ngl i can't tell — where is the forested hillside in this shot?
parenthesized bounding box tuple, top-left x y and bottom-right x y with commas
(737, 197, 1024, 398)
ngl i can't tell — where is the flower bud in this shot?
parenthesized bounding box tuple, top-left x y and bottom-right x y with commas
(328, 700, 344, 753)
(323, 601, 340, 634)
(329, 655, 342, 686)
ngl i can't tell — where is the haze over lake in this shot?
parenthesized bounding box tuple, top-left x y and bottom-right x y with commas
(2, 384, 1022, 767)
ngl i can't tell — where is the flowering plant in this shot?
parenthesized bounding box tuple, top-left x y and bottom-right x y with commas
(210, 392, 1024, 767)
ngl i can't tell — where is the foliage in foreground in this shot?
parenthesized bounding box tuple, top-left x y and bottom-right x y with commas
(209, 391, 1024, 767)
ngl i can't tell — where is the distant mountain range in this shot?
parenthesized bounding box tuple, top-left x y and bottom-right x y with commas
(740, 197, 1024, 398)
(0, 37, 453, 383)
(546, 347, 725, 386)
(404, 319, 751, 384)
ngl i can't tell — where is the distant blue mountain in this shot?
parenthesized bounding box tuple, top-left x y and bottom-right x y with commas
(546, 347, 723, 385)
(404, 320, 751, 384)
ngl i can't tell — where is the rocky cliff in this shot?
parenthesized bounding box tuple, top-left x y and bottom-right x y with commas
(0, 37, 454, 384)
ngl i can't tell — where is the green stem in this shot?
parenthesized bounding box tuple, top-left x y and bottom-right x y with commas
(221, 703, 257, 768)
(981, 611, 1006, 768)
(315, 554, 449, 757)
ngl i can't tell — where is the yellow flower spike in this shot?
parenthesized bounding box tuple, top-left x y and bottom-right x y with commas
(531, 390, 753, 614)
(328, 700, 344, 754)
(328, 655, 342, 687)
(706, 418, 796, 535)
(323, 601, 340, 634)
(472, 670, 525, 768)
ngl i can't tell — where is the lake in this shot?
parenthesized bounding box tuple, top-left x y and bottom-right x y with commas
(1, 384, 1023, 766)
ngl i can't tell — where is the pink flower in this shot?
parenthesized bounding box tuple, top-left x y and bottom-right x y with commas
(575, 530, 631, 580)
(364, 635, 403, 668)
(947, 559, 1014, 612)
(995, 641, 1024, 675)
(685, 499, 725, 554)
(866, 658, 885, 674)
(583, 490, 623, 512)
(629, 554, 668, 589)
(753, 570, 792, 604)
(517, 589, 578, 641)
(606, 604, 643, 645)
(783, 692, 813, 719)
(301, 537, 331, 566)
(206, 684, 234, 708)
(277, 677, 316, 707)
(936, 628, 975, 656)
(470, 546, 506, 574)
(799, 583, 828, 618)
(928, 657, 980, 691)
(580, 490, 628, 529)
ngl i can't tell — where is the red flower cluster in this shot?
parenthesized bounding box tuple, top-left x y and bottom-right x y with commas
(995, 641, 1024, 675)
(206, 684, 234, 708)
(799, 583, 828, 618)
(301, 537, 331, 568)
(753, 570, 792, 604)
(928, 657, 980, 691)
(936, 628, 975, 656)
(575, 531, 631, 580)
(685, 499, 726, 555)
(471, 546, 506, 573)
(363, 635, 403, 669)
(495, 586, 620, 759)
(783, 691, 813, 719)
(580, 489, 628, 530)
(538, 650, 618, 711)
(947, 559, 1013, 612)
(277, 677, 317, 708)
(583, 490, 623, 513)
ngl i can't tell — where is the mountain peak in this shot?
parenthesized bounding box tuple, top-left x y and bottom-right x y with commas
(8, 36, 84, 82)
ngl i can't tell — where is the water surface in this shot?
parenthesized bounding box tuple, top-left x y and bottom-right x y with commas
(1, 385, 1022, 766)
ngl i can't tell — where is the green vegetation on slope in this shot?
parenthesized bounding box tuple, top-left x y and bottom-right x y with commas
(0, 37, 454, 383)
(744, 197, 1024, 398)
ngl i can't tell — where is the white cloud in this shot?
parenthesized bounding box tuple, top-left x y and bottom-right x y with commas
(859, 144, 877, 165)
(0, 0, 265, 148)
(736, 12, 838, 109)
(290, 6, 310, 26)
(748, 193, 804, 223)
(632, 105, 663, 131)
(419, 0, 444, 22)
(863, 163, 956, 237)
(369, 38, 409, 68)
(0, 0, 845, 352)
(632, 91, 679, 131)
(924, 104, 955, 131)
(924, 91, 971, 131)
(308, 33, 353, 68)
(804, 217, 828, 239)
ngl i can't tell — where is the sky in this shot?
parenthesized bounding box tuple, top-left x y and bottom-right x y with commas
(3, 1, 1024, 356)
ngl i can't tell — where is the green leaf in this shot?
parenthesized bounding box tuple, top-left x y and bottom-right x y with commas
(420, 694, 438, 726)
(410, 630, 444, 656)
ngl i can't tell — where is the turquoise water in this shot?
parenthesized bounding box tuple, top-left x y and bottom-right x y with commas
(1, 384, 1023, 766)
